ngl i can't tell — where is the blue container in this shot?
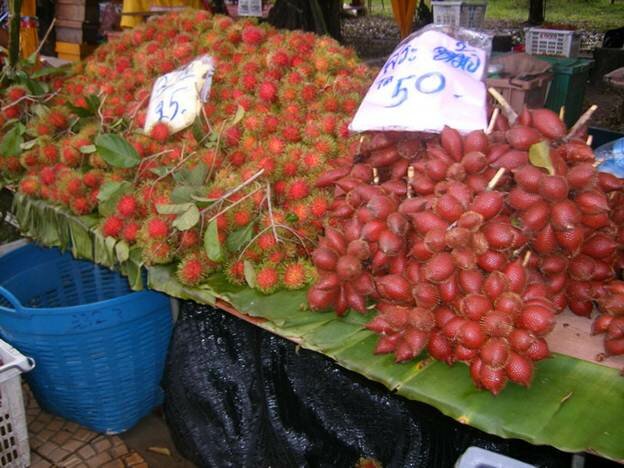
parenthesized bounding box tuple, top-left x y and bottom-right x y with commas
(0, 244, 172, 433)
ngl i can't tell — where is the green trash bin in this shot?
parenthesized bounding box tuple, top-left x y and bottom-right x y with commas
(536, 56, 593, 128)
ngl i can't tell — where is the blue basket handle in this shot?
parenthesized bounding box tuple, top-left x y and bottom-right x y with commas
(0, 356, 35, 375)
(0, 287, 23, 312)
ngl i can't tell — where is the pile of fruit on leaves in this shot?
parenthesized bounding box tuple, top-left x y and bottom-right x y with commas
(308, 107, 624, 394)
(0, 10, 374, 292)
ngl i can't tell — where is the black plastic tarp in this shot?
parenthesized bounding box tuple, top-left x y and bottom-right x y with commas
(163, 303, 573, 468)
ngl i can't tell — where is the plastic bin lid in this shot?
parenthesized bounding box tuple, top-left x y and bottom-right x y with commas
(455, 447, 535, 468)
(535, 55, 593, 74)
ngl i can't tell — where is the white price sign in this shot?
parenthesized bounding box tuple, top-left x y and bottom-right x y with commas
(144, 55, 215, 135)
(349, 29, 489, 134)
(238, 0, 262, 17)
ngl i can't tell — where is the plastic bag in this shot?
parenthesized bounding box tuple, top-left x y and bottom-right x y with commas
(596, 137, 624, 178)
(349, 24, 492, 134)
(594, 137, 624, 177)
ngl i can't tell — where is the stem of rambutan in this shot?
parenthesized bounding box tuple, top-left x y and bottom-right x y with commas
(265, 182, 279, 243)
(487, 168, 506, 191)
(522, 250, 532, 267)
(32, 18, 56, 60)
(486, 107, 499, 135)
(488, 87, 517, 125)
(1, 95, 36, 110)
(200, 169, 265, 216)
(564, 104, 597, 143)
(127, 94, 150, 132)
(133, 149, 174, 184)
(205, 185, 263, 224)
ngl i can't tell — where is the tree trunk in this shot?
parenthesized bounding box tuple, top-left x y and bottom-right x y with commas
(528, 0, 544, 25)
(8, 0, 23, 68)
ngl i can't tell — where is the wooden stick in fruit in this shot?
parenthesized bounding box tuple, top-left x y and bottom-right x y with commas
(486, 108, 499, 135)
(488, 88, 518, 125)
(565, 104, 598, 142)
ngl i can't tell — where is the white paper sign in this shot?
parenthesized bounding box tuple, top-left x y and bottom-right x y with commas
(349, 30, 488, 134)
(238, 0, 262, 17)
(144, 55, 215, 135)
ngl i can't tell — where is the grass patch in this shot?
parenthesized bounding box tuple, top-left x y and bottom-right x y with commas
(366, 0, 624, 31)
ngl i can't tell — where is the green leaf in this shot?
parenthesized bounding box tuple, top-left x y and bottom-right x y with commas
(97, 181, 129, 202)
(97, 181, 131, 217)
(0, 123, 25, 157)
(86, 94, 101, 114)
(20, 138, 38, 150)
(243, 260, 256, 288)
(115, 240, 130, 263)
(286, 213, 299, 223)
(227, 223, 254, 253)
(188, 163, 208, 187)
(171, 185, 196, 203)
(204, 219, 223, 262)
(529, 141, 554, 176)
(31, 104, 50, 119)
(66, 103, 94, 118)
(80, 144, 96, 154)
(19, 76, 47, 96)
(231, 104, 245, 126)
(31, 65, 71, 79)
(173, 205, 200, 231)
(156, 203, 194, 215)
(150, 167, 171, 177)
(190, 193, 220, 203)
(192, 115, 205, 145)
(95, 133, 140, 168)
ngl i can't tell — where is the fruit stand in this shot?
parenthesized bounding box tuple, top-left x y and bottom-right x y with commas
(1, 8, 624, 465)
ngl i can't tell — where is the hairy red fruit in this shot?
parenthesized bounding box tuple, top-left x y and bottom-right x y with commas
(149, 122, 170, 143)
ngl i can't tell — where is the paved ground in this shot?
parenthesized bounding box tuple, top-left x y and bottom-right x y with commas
(24, 385, 194, 468)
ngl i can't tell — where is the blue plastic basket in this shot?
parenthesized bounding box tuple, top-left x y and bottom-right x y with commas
(0, 244, 173, 434)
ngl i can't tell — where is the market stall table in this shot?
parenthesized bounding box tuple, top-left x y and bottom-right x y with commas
(9, 192, 624, 464)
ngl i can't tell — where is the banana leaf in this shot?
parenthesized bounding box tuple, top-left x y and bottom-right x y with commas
(11, 193, 624, 462)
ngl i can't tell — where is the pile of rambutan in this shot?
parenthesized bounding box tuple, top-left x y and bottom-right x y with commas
(0, 9, 373, 293)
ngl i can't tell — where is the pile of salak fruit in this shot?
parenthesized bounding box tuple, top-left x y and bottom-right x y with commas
(1, 9, 623, 394)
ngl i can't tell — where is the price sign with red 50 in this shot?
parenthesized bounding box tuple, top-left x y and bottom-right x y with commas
(350, 27, 489, 134)
(144, 55, 215, 135)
